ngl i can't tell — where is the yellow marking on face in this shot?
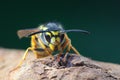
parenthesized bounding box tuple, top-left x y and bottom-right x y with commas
(51, 37, 55, 44)
(38, 25, 49, 36)
(46, 32, 51, 37)
(49, 43, 55, 51)
(42, 26, 48, 30)
(56, 37, 60, 42)
(51, 31, 59, 36)
(38, 25, 48, 30)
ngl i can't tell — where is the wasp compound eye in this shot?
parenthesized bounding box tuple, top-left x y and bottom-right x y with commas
(45, 34, 51, 43)
(60, 34, 64, 42)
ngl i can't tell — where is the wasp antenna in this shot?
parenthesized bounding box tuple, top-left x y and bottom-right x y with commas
(28, 31, 46, 36)
(28, 29, 62, 36)
(64, 29, 90, 34)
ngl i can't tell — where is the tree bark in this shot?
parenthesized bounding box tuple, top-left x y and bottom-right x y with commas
(0, 48, 120, 80)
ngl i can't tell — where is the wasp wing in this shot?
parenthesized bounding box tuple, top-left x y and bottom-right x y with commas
(17, 28, 40, 39)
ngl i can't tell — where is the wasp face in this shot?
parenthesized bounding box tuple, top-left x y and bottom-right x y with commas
(45, 31, 65, 44)
(39, 23, 65, 51)
(44, 31, 64, 51)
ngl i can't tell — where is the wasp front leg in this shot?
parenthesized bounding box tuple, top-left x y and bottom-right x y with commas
(9, 47, 33, 73)
(63, 44, 71, 62)
(56, 34, 70, 62)
(57, 43, 71, 66)
(63, 34, 80, 61)
(63, 44, 80, 61)
(65, 34, 80, 55)
(71, 46, 80, 55)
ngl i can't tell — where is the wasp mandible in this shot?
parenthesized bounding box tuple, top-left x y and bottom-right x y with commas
(15, 22, 89, 69)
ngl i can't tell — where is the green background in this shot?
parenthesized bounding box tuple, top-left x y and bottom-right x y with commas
(0, 0, 120, 63)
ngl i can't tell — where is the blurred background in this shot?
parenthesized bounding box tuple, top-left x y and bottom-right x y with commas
(0, 0, 120, 63)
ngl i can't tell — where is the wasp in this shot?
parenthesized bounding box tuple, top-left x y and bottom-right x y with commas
(12, 22, 89, 71)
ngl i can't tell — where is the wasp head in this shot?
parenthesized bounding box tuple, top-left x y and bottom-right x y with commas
(39, 23, 65, 51)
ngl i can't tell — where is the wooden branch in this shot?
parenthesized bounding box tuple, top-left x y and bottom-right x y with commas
(0, 48, 120, 80)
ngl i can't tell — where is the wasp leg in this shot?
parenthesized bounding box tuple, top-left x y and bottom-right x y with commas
(9, 47, 32, 73)
(18, 47, 33, 66)
(56, 51, 63, 62)
(64, 34, 80, 55)
(61, 35, 71, 62)
(63, 44, 71, 62)
(63, 34, 80, 62)
(71, 46, 80, 55)
(61, 34, 71, 62)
